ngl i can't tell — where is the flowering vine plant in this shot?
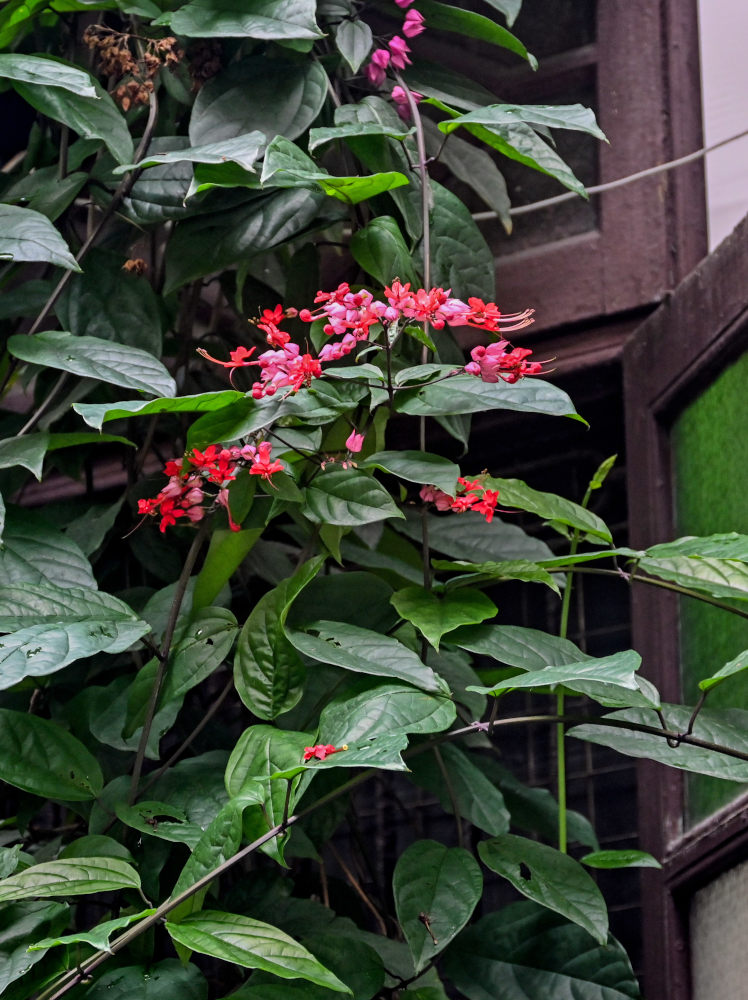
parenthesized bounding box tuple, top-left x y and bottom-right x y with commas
(1, 2, 748, 999)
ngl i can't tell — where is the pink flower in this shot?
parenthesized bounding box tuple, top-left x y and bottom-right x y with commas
(366, 48, 390, 86)
(248, 441, 285, 480)
(388, 36, 411, 70)
(346, 430, 365, 453)
(216, 488, 241, 532)
(465, 342, 543, 384)
(402, 9, 425, 37)
(303, 744, 347, 761)
(395, 0, 415, 6)
(391, 85, 423, 122)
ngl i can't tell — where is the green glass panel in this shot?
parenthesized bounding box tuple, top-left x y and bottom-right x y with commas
(672, 351, 748, 824)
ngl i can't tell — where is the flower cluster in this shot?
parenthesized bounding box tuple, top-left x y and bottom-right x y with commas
(465, 341, 544, 384)
(83, 24, 182, 111)
(303, 743, 348, 761)
(137, 441, 283, 532)
(420, 477, 501, 523)
(365, 1, 425, 119)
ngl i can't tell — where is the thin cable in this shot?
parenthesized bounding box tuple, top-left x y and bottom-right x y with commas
(472, 126, 748, 220)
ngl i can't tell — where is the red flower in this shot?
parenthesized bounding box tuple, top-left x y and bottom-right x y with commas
(249, 441, 284, 480)
(303, 744, 348, 761)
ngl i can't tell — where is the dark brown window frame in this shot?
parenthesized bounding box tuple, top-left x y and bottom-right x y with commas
(623, 212, 748, 1000)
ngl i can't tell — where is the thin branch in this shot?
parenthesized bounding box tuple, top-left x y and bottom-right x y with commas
(327, 842, 388, 936)
(433, 745, 464, 848)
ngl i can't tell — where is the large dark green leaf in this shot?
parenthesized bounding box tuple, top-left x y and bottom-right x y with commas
(0, 507, 96, 589)
(190, 57, 327, 145)
(193, 528, 264, 610)
(166, 911, 350, 992)
(81, 961, 208, 1000)
(318, 679, 456, 745)
(409, 743, 510, 835)
(427, 181, 496, 300)
(635, 553, 748, 602)
(447, 623, 588, 668)
(0, 901, 68, 994)
(55, 250, 163, 355)
(233, 558, 323, 719)
(361, 450, 459, 496)
(393, 840, 482, 973)
(644, 533, 748, 560)
(436, 558, 561, 595)
(74, 391, 244, 430)
(478, 835, 608, 943)
(391, 585, 497, 650)
(14, 74, 132, 164)
(443, 902, 642, 1000)
(301, 932, 385, 1000)
(161, 607, 238, 703)
(485, 477, 612, 542)
(304, 468, 403, 526)
(350, 216, 420, 286)
(0, 53, 96, 96)
(308, 121, 413, 154)
(0, 709, 103, 801)
(163, 0, 322, 39)
(0, 858, 139, 903)
(0, 433, 49, 480)
(468, 649, 644, 700)
(570, 705, 748, 781)
(287, 570, 399, 632)
(396, 509, 554, 565)
(0, 205, 79, 271)
(288, 621, 445, 693)
(171, 802, 245, 904)
(8, 331, 176, 398)
(443, 104, 606, 141)
(164, 188, 327, 292)
(115, 801, 203, 848)
(416, 0, 535, 65)
(395, 374, 583, 421)
(123, 132, 266, 174)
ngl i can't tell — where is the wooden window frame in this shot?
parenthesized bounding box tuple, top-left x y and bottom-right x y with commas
(623, 212, 748, 1000)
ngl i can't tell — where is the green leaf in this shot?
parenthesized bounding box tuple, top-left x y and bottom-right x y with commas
(391, 585, 497, 650)
(0, 53, 97, 96)
(0, 507, 96, 589)
(190, 57, 327, 145)
(166, 911, 350, 992)
(318, 679, 456, 745)
(14, 73, 133, 165)
(485, 477, 612, 543)
(273, 732, 410, 780)
(0, 586, 150, 688)
(581, 850, 661, 870)
(0, 901, 69, 994)
(480, 0, 522, 26)
(77, 960, 208, 1000)
(444, 104, 606, 141)
(161, 607, 238, 703)
(0, 708, 103, 800)
(416, 1, 535, 66)
(435, 559, 561, 596)
(428, 181, 496, 299)
(569, 704, 748, 782)
(115, 801, 203, 847)
(287, 569, 399, 632)
(447, 623, 588, 668)
(193, 528, 264, 610)
(395, 374, 584, 422)
(635, 553, 748, 601)
(171, 802, 246, 905)
(164, 188, 327, 292)
(478, 835, 608, 943)
(287, 621, 445, 693)
(8, 331, 176, 398)
(0, 432, 49, 480)
(396, 509, 554, 565)
(304, 468, 403, 526)
(443, 901, 641, 1000)
(0, 205, 79, 270)
(350, 216, 420, 287)
(308, 122, 413, 154)
(0, 857, 140, 903)
(335, 18, 372, 73)
(59, 834, 134, 862)
(645, 533, 748, 560)
(30, 908, 157, 953)
(699, 648, 748, 692)
(233, 557, 323, 719)
(301, 932, 385, 1000)
(394, 840, 482, 973)
(74, 391, 244, 430)
(409, 743, 510, 836)
(361, 450, 459, 496)
(163, 0, 322, 39)
(121, 132, 266, 174)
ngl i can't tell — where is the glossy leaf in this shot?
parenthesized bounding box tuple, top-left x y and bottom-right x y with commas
(0, 708, 103, 800)
(0, 205, 79, 271)
(14, 74, 133, 165)
(74, 390, 243, 430)
(30, 908, 156, 953)
(485, 477, 612, 542)
(350, 216, 420, 287)
(361, 450, 460, 496)
(416, 0, 535, 66)
(0, 857, 140, 903)
(287, 569, 399, 632)
(0, 901, 69, 994)
(0, 507, 96, 589)
(288, 621, 445, 693)
(409, 743, 510, 836)
(123, 132, 266, 173)
(171, 802, 246, 903)
(273, 732, 410, 780)
(234, 557, 323, 718)
(478, 835, 608, 943)
(570, 704, 748, 781)
(301, 932, 385, 1000)
(396, 510, 554, 565)
(644, 532, 748, 560)
(391, 585, 497, 650)
(393, 840, 482, 972)
(335, 18, 372, 73)
(164, 0, 322, 39)
(8, 331, 176, 398)
(468, 649, 643, 700)
(448, 623, 588, 668)
(436, 558, 561, 595)
(193, 528, 264, 610)
(161, 607, 238, 703)
(699, 648, 748, 692)
(428, 181, 496, 299)
(395, 374, 584, 421)
(443, 902, 641, 1000)
(581, 850, 661, 870)
(635, 553, 748, 601)
(304, 468, 403, 526)
(318, 679, 456, 745)
(0, 53, 97, 96)
(0, 432, 49, 480)
(80, 960, 208, 1000)
(115, 801, 203, 847)
(166, 911, 350, 991)
(308, 121, 413, 154)
(443, 103, 606, 141)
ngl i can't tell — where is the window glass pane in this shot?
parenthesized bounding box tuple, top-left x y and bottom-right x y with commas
(671, 351, 748, 825)
(690, 858, 748, 1000)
